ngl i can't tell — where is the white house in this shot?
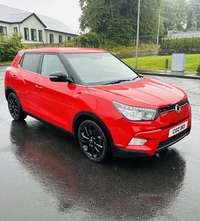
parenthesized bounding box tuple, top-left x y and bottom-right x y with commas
(0, 4, 79, 44)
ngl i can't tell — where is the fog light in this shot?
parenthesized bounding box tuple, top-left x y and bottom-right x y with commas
(129, 138, 147, 146)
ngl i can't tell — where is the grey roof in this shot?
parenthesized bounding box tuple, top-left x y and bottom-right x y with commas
(9, 13, 33, 23)
(37, 14, 78, 35)
(0, 4, 29, 22)
(0, 4, 78, 35)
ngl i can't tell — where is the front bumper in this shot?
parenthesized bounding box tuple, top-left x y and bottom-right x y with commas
(111, 124, 191, 158)
(108, 98, 192, 158)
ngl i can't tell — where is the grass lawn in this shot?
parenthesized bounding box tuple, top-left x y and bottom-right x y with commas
(0, 61, 11, 66)
(122, 54, 200, 72)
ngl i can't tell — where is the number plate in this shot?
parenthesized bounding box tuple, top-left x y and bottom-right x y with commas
(169, 121, 188, 138)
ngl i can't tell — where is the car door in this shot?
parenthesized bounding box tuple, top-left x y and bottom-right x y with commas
(34, 53, 74, 131)
(19, 53, 41, 115)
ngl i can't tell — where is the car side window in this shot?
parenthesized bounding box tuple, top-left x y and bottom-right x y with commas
(42, 54, 68, 76)
(20, 53, 41, 73)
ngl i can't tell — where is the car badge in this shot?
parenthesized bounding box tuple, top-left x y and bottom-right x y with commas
(175, 104, 181, 114)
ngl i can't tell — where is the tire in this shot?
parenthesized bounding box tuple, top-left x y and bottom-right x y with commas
(78, 120, 109, 162)
(7, 92, 27, 121)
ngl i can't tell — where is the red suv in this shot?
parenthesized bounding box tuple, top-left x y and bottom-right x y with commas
(4, 47, 191, 162)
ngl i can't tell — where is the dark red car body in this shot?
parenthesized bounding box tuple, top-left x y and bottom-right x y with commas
(4, 47, 192, 162)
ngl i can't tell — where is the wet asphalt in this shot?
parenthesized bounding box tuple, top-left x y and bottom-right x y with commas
(0, 66, 200, 221)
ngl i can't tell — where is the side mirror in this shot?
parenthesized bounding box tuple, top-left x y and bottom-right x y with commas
(49, 72, 73, 83)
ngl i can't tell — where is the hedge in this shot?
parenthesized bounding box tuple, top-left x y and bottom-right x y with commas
(159, 37, 200, 55)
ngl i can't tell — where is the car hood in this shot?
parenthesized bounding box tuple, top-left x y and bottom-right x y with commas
(88, 77, 187, 108)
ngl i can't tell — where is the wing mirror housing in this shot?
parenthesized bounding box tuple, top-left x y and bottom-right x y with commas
(49, 72, 74, 83)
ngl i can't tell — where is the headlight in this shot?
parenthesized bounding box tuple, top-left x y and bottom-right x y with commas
(113, 101, 158, 121)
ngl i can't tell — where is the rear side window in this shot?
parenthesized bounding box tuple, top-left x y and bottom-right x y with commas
(20, 53, 41, 73)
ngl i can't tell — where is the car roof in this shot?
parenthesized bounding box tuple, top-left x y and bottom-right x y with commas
(19, 47, 108, 54)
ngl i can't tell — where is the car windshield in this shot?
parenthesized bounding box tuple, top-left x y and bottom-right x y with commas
(64, 52, 140, 85)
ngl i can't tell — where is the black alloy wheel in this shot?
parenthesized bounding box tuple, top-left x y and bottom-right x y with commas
(7, 92, 27, 121)
(78, 120, 109, 162)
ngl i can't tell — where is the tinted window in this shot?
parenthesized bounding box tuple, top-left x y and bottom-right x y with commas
(21, 53, 41, 73)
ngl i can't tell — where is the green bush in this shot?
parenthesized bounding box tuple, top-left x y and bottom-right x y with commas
(75, 32, 101, 48)
(160, 37, 200, 50)
(0, 33, 24, 62)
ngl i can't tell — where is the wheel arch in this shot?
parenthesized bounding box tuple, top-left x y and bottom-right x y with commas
(5, 87, 26, 114)
(5, 87, 17, 100)
(6, 88, 27, 121)
(73, 112, 114, 147)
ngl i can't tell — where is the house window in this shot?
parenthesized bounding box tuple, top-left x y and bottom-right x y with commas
(68, 36, 71, 41)
(0, 26, 7, 37)
(38, 30, 43, 42)
(49, 34, 54, 43)
(13, 27, 18, 33)
(59, 35, 63, 43)
(31, 29, 37, 41)
(24, 28, 29, 40)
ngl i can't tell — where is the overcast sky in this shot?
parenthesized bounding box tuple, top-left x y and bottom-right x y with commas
(0, 0, 82, 33)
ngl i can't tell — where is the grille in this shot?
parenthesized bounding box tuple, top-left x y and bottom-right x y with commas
(158, 99, 189, 115)
(157, 127, 191, 152)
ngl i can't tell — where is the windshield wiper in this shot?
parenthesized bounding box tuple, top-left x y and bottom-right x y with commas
(103, 79, 132, 85)
(132, 76, 140, 80)
(103, 77, 140, 85)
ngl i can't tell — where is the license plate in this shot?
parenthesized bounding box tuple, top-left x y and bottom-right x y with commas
(168, 121, 188, 138)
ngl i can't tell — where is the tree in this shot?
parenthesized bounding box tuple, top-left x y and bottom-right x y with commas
(186, 0, 200, 30)
(162, 0, 200, 34)
(79, 0, 162, 46)
(162, 0, 187, 33)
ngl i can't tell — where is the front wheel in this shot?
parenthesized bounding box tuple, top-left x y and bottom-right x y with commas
(7, 92, 27, 121)
(78, 120, 109, 162)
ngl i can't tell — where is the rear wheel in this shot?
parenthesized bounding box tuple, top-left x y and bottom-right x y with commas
(7, 92, 27, 121)
(78, 120, 109, 162)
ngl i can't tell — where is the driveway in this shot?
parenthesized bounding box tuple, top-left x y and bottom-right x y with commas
(0, 66, 200, 221)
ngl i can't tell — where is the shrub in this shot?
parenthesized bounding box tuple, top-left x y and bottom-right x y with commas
(75, 32, 101, 48)
(0, 33, 24, 62)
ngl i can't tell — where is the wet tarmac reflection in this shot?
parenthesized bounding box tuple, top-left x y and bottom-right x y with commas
(10, 120, 186, 221)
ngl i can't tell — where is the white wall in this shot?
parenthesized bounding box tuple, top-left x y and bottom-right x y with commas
(20, 15, 45, 43)
(0, 15, 77, 44)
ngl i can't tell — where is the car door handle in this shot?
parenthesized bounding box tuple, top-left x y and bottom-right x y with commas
(35, 85, 43, 90)
(11, 74, 17, 79)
